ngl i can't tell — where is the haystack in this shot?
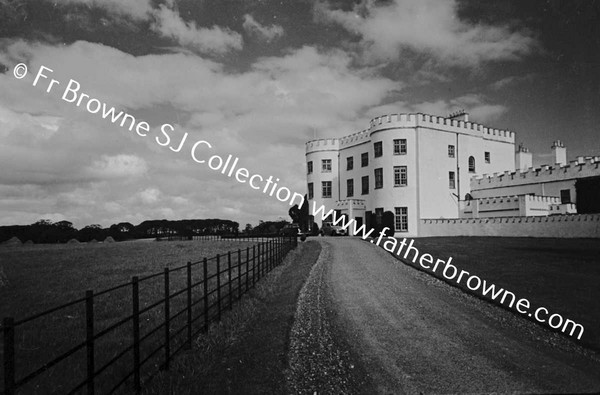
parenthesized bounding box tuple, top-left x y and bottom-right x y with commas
(1, 237, 22, 246)
(104, 236, 116, 243)
(88, 239, 98, 243)
(24, 240, 34, 245)
(67, 238, 80, 244)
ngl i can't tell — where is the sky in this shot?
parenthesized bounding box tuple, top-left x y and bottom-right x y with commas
(0, 0, 599, 228)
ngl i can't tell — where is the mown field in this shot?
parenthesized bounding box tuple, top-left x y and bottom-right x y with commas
(0, 238, 269, 394)
(399, 237, 600, 351)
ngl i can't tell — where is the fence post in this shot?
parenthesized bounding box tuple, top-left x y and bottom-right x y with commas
(163, 268, 170, 370)
(186, 261, 192, 349)
(245, 247, 249, 292)
(216, 255, 221, 321)
(3, 317, 15, 395)
(132, 277, 141, 393)
(252, 245, 256, 287)
(84, 290, 95, 395)
(228, 252, 232, 311)
(237, 249, 242, 301)
(203, 258, 209, 331)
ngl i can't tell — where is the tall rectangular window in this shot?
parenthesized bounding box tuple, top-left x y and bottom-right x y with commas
(394, 139, 407, 155)
(374, 141, 383, 157)
(375, 208, 383, 225)
(308, 182, 314, 199)
(449, 171, 456, 189)
(321, 159, 332, 172)
(395, 207, 408, 232)
(322, 181, 332, 198)
(485, 151, 491, 163)
(361, 176, 369, 195)
(375, 168, 383, 189)
(394, 166, 407, 187)
(307, 161, 313, 174)
(347, 156, 353, 170)
(448, 145, 455, 158)
(361, 152, 369, 167)
(560, 189, 571, 204)
(347, 179, 354, 197)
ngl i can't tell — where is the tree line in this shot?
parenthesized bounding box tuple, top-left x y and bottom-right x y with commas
(0, 218, 240, 244)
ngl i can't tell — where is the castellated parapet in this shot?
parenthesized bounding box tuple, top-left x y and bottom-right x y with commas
(305, 138, 340, 154)
(369, 113, 515, 143)
(306, 112, 516, 155)
(471, 157, 600, 190)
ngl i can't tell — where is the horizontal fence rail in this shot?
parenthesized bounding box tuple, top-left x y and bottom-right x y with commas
(1, 236, 298, 395)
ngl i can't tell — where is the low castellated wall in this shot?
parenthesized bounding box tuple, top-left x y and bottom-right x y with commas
(420, 214, 600, 238)
(471, 157, 600, 191)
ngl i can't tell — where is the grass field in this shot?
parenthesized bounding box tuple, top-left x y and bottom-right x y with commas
(396, 237, 600, 351)
(0, 238, 273, 394)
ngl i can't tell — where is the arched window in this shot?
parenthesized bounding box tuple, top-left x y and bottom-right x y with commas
(468, 156, 476, 173)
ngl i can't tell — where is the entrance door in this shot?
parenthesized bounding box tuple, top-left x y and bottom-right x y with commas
(354, 217, 363, 236)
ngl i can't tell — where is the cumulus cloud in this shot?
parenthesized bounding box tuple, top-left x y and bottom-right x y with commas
(242, 14, 284, 42)
(315, 0, 537, 67)
(0, 40, 397, 227)
(52, 0, 154, 20)
(49, 0, 243, 54)
(151, 5, 243, 54)
(85, 154, 148, 179)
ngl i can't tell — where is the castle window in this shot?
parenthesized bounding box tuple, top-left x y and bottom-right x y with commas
(394, 166, 407, 187)
(321, 159, 332, 172)
(468, 156, 476, 173)
(347, 156, 353, 170)
(308, 182, 314, 199)
(375, 208, 383, 225)
(322, 181, 332, 198)
(361, 176, 369, 195)
(395, 207, 408, 232)
(375, 168, 383, 189)
(307, 161, 313, 174)
(560, 189, 571, 204)
(448, 145, 455, 158)
(374, 141, 383, 157)
(394, 139, 407, 155)
(347, 179, 354, 197)
(361, 152, 369, 167)
(485, 151, 490, 163)
(449, 171, 456, 189)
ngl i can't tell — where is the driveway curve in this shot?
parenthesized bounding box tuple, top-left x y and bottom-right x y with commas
(316, 237, 600, 394)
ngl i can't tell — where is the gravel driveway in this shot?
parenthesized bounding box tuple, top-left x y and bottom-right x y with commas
(289, 237, 600, 394)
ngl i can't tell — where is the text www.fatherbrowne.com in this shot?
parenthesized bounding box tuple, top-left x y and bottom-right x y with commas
(312, 203, 585, 341)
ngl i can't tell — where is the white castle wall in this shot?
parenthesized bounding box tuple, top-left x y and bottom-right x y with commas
(420, 214, 600, 238)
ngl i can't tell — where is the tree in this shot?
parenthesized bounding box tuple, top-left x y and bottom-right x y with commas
(244, 223, 253, 233)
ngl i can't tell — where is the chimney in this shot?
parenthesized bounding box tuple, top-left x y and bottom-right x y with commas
(551, 140, 567, 166)
(515, 143, 532, 171)
(448, 109, 469, 122)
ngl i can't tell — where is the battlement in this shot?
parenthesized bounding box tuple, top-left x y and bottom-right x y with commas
(305, 138, 340, 154)
(472, 156, 600, 190)
(422, 213, 600, 225)
(368, 113, 515, 143)
(339, 129, 371, 148)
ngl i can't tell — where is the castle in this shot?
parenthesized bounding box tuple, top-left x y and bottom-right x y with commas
(305, 111, 600, 238)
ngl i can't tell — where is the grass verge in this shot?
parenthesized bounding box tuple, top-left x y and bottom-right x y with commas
(390, 237, 600, 351)
(143, 240, 322, 394)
